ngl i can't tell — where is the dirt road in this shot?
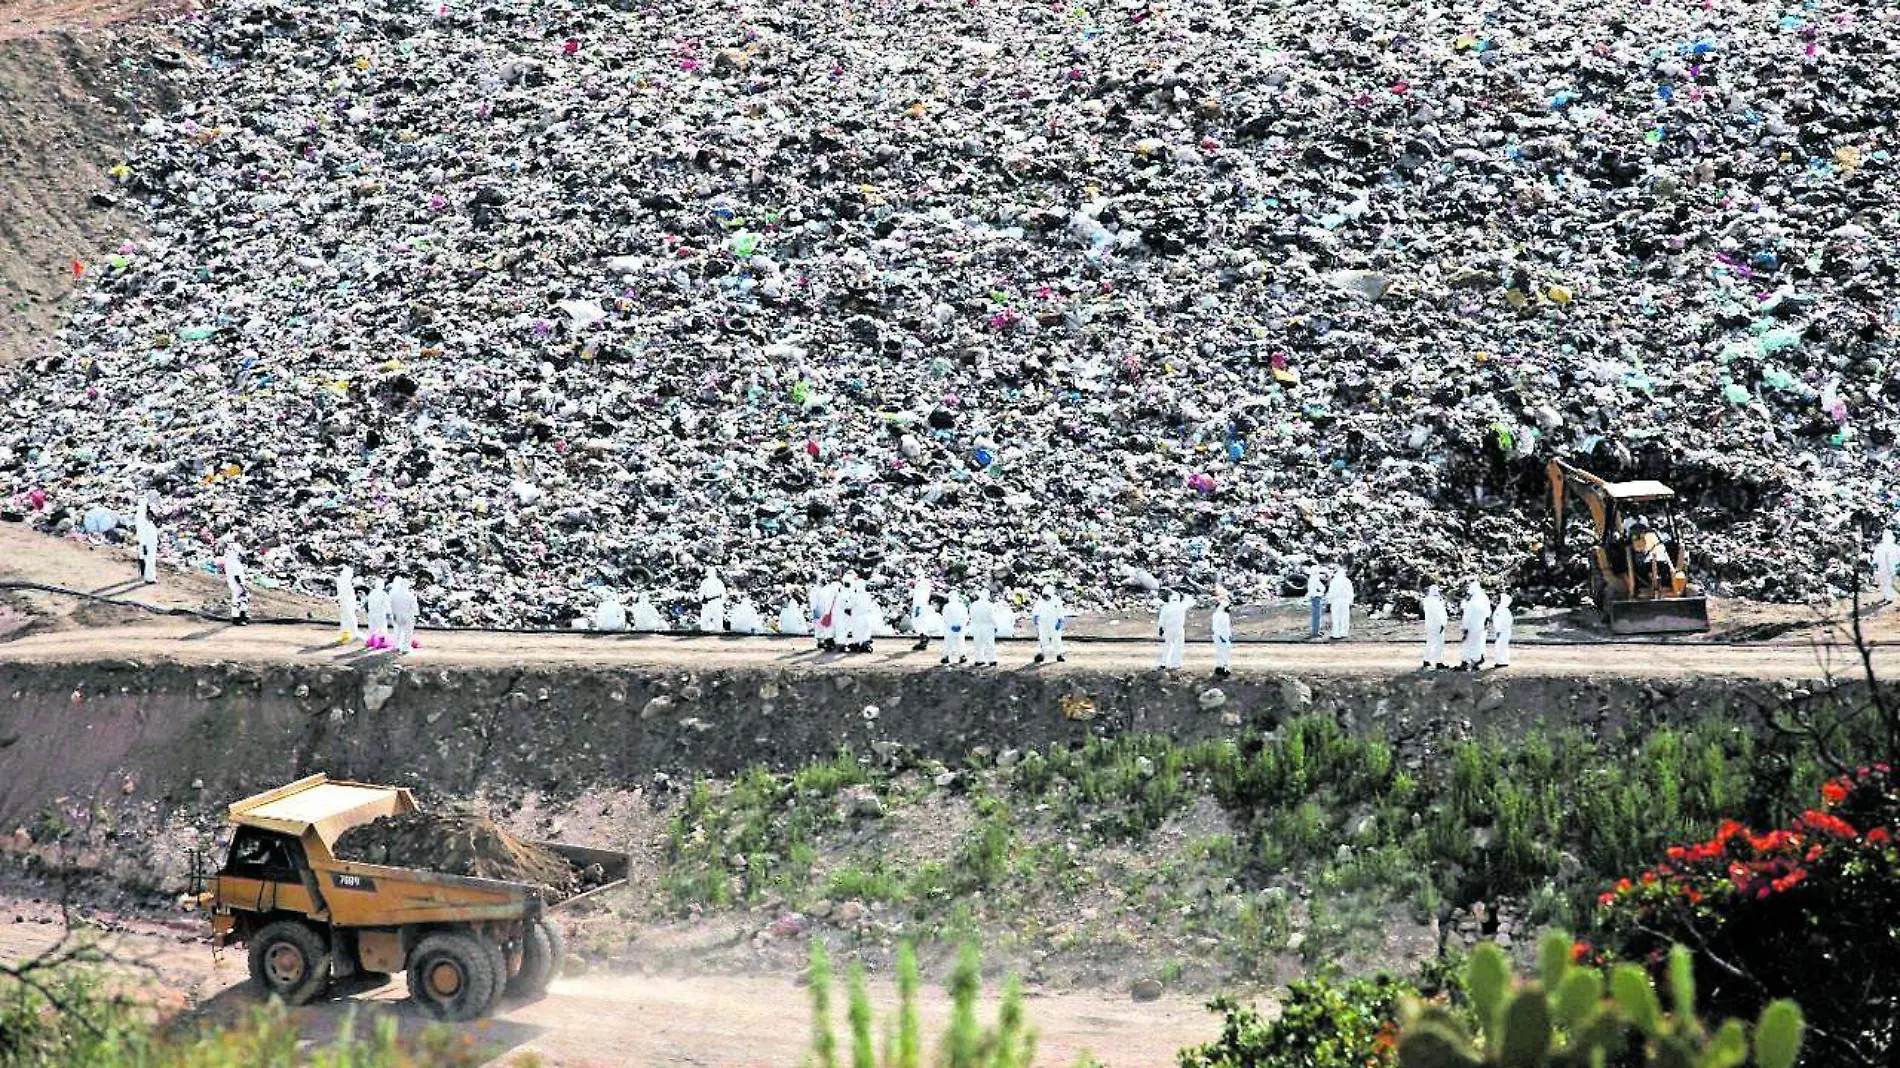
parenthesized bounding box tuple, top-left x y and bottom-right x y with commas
(0, 902, 1221, 1067)
(0, 612, 1880, 682)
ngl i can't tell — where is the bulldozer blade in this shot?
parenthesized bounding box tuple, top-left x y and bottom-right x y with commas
(1607, 596, 1710, 635)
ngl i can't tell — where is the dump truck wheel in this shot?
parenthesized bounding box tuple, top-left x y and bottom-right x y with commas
(248, 920, 331, 1006)
(481, 937, 508, 1012)
(407, 932, 498, 1021)
(506, 918, 563, 998)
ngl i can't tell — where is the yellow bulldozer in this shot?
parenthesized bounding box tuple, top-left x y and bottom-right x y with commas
(205, 775, 626, 1020)
(1546, 459, 1710, 635)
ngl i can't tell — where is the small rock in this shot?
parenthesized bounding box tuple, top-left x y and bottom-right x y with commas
(810, 899, 833, 919)
(1197, 687, 1227, 710)
(640, 695, 676, 720)
(835, 900, 867, 925)
(1279, 677, 1313, 710)
(1130, 978, 1164, 1002)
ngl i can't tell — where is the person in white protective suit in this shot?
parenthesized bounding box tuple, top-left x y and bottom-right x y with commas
(697, 568, 727, 633)
(336, 566, 360, 644)
(993, 592, 1017, 640)
(365, 576, 392, 649)
(845, 577, 880, 652)
(390, 576, 419, 654)
(1420, 585, 1448, 670)
(631, 595, 667, 631)
(1460, 581, 1491, 670)
(1156, 591, 1190, 670)
(1210, 587, 1234, 677)
(1874, 529, 1900, 603)
(135, 497, 159, 584)
(940, 591, 969, 665)
(593, 590, 627, 632)
(909, 573, 936, 651)
(778, 590, 810, 635)
(812, 573, 843, 650)
(223, 540, 250, 625)
(728, 598, 764, 635)
(1492, 591, 1515, 669)
(968, 588, 999, 666)
(1326, 567, 1354, 639)
(1032, 585, 1066, 663)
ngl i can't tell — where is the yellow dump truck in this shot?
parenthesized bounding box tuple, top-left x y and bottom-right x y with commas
(208, 774, 626, 1020)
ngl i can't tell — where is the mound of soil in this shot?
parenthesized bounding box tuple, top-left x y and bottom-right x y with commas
(334, 810, 582, 897)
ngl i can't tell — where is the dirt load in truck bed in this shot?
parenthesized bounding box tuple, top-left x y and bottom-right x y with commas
(332, 811, 604, 899)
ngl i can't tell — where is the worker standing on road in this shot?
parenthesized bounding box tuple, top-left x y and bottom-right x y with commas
(1460, 581, 1491, 670)
(941, 591, 969, 664)
(812, 572, 843, 651)
(845, 577, 877, 653)
(1156, 591, 1190, 670)
(223, 540, 250, 625)
(1305, 566, 1326, 639)
(365, 576, 392, 649)
(1032, 585, 1066, 664)
(135, 497, 158, 585)
(728, 597, 764, 635)
(831, 572, 860, 652)
(1326, 567, 1354, 640)
(697, 568, 727, 633)
(968, 588, 999, 666)
(1420, 585, 1448, 670)
(390, 576, 419, 654)
(1493, 592, 1514, 668)
(778, 591, 810, 636)
(631, 594, 666, 631)
(593, 590, 627, 632)
(1210, 587, 1234, 678)
(909, 573, 935, 651)
(337, 566, 360, 644)
(1873, 530, 1900, 603)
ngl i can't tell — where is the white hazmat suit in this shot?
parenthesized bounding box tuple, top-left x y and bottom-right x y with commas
(1874, 531, 1900, 603)
(778, 597, 810, 635)
(968, 591, 999, 666)
(1421, 586, 1448, 669)
(1493, 592, 1514, 668)
(729, 599, 764, 635)
(1032, 586, 1065, 663)
(1460, 582, 1492, 669)
(941, 592, 969, 664)
(223, 542, 249, 623)
(390, 577, 419, 654)
(337, 566, 360, 643)
(1210, 596, 1233, 675)
(365, 578, 392, 649)
(813, 577, 843, 649)
(909, 575, 936, 650)
(1326, 570, 1354, 639)
(697, 569, 727, 633)
(593, 592, 627, 632)
(631, 596, 667, 632)
(1156, 592, 1190, 669)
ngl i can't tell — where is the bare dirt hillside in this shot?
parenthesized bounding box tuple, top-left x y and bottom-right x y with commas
(0, 0, 189, 364)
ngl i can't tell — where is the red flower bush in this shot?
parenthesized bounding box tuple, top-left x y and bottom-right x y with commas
(1593, 765, 1900, 1066)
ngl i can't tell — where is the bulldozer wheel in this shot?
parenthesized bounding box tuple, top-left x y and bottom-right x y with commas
(506, 918, 564, 999)
(406, 932, 498, 1022)
(248, 920, 331, 1006)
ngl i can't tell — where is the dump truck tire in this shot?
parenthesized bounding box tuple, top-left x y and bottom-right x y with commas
(248, 920, 331, 1006)
(507, 918, 563, 998)
(481, 937, 508, 1012)
(407, 932, 499, 1021)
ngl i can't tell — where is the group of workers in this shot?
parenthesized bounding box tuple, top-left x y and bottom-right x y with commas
(1420, 582, 1515, 671)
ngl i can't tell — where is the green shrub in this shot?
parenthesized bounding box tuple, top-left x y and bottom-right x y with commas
(804, 942, 1038, 1068)
(1177, 974, 1416, 1068)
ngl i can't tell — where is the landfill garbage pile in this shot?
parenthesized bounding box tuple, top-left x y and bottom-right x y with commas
(332, 810, 587, 897)
(1, 0, 1897, 624)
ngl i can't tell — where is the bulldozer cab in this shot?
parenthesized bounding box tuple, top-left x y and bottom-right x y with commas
(1547, 460, 1710, 635)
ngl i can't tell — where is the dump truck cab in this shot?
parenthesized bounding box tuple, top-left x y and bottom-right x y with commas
(1547, 460, 1710, 634)
(210, 775, 625, 1020)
